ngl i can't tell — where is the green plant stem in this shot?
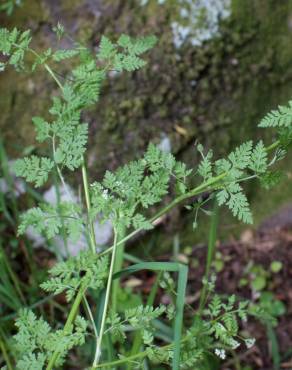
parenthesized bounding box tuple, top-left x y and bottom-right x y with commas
(198, 200, 219, 313)
(45, 282, 87, 370)
(111, 225, 125, 315)
(44, 134, 281, 369)
(45, 61, 97, 255)
(25, 45, 63, 91)
(99, 171, 228, 258)
(44, 63, 64, 90)
(17, 40, 285, 369)
(99, 138, 281, 259)
(92, 336, 188, 369)
(83, 296, 98, 339)
(92, 229, 118, 367)
(82, 162, 97, 253)
(53, 169, 69, 258)
(266, 140, 280, 152)
(42, 58, 97, 256)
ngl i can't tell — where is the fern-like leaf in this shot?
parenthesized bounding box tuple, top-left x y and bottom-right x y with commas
(41, 251, 108, 301)
(249, 140, 268, 173)
(14, 156, 54, 187)
(259, 101, 292, 128)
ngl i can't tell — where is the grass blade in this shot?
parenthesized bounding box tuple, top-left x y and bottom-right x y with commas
(173, 263, 188, 370)
(267, 323, 280, 370)
(114, 261, 188, 370)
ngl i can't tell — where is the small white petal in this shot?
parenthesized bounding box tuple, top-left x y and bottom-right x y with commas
(245, 338, 256, 349)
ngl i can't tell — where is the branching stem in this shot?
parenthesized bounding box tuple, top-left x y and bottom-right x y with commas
(29, 46, 283, 370)
(98, 171, 228, 258)
(92, 336, 189, 368)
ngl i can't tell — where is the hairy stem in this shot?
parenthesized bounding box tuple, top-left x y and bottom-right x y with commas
(93, 229, 118, 367)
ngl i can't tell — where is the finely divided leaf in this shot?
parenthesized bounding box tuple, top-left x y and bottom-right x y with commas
(98, 36, 116, 60)
(227, 191, 253, 224)
(259, 101, 292, 128)
(228, 141, 252, 169)
(18, 202, 84, 241)
(249, 140, 268, 173)
(32, 116, 51, 142)
(53, 49, 78, 62)
(41, 252, 108, 300)
(14, 156, 54, 187)
(198, 150, 213, 180)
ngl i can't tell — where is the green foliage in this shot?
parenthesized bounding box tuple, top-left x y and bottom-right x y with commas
(250, 292, 286, 328)
(278, 126, 292, 149)
(194, 140, 273, 224)
(90, 143, 188, 231)
(260, 170, 283, 190)
(98, 34, 157, 71)
(0, 28, 30, 71)
(52, 22, 65, 40)
(52, 49, 79, 62)
(165, 294, 252, 369)
(197, 144, 213, 181)
(270, 261, 283, 273)
(259, 100, 292, 128)
(41, 251, 108, 301)
(0, 0, 22, 15)
(106, 304, 166, 343)
(1, 27, 155, 178)
(214, 142, 254, 223)
(1, 22, 292, 370)
(13, 156, 54, 187)
(14, 310, 87, 369)
(17, 202, 84, 241)
(205, 295, 251, 352)
(249, 140, 268, 174)
(32, 117, 51, 143)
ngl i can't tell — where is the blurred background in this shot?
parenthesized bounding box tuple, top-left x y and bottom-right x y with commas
(0, 1, 292, 369)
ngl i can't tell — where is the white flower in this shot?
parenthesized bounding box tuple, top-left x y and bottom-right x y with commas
(245, 338, 256, 349)
(102, 189, 109, 199)
(230, 339, 240, 349)
(215, 348, 226, 360)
